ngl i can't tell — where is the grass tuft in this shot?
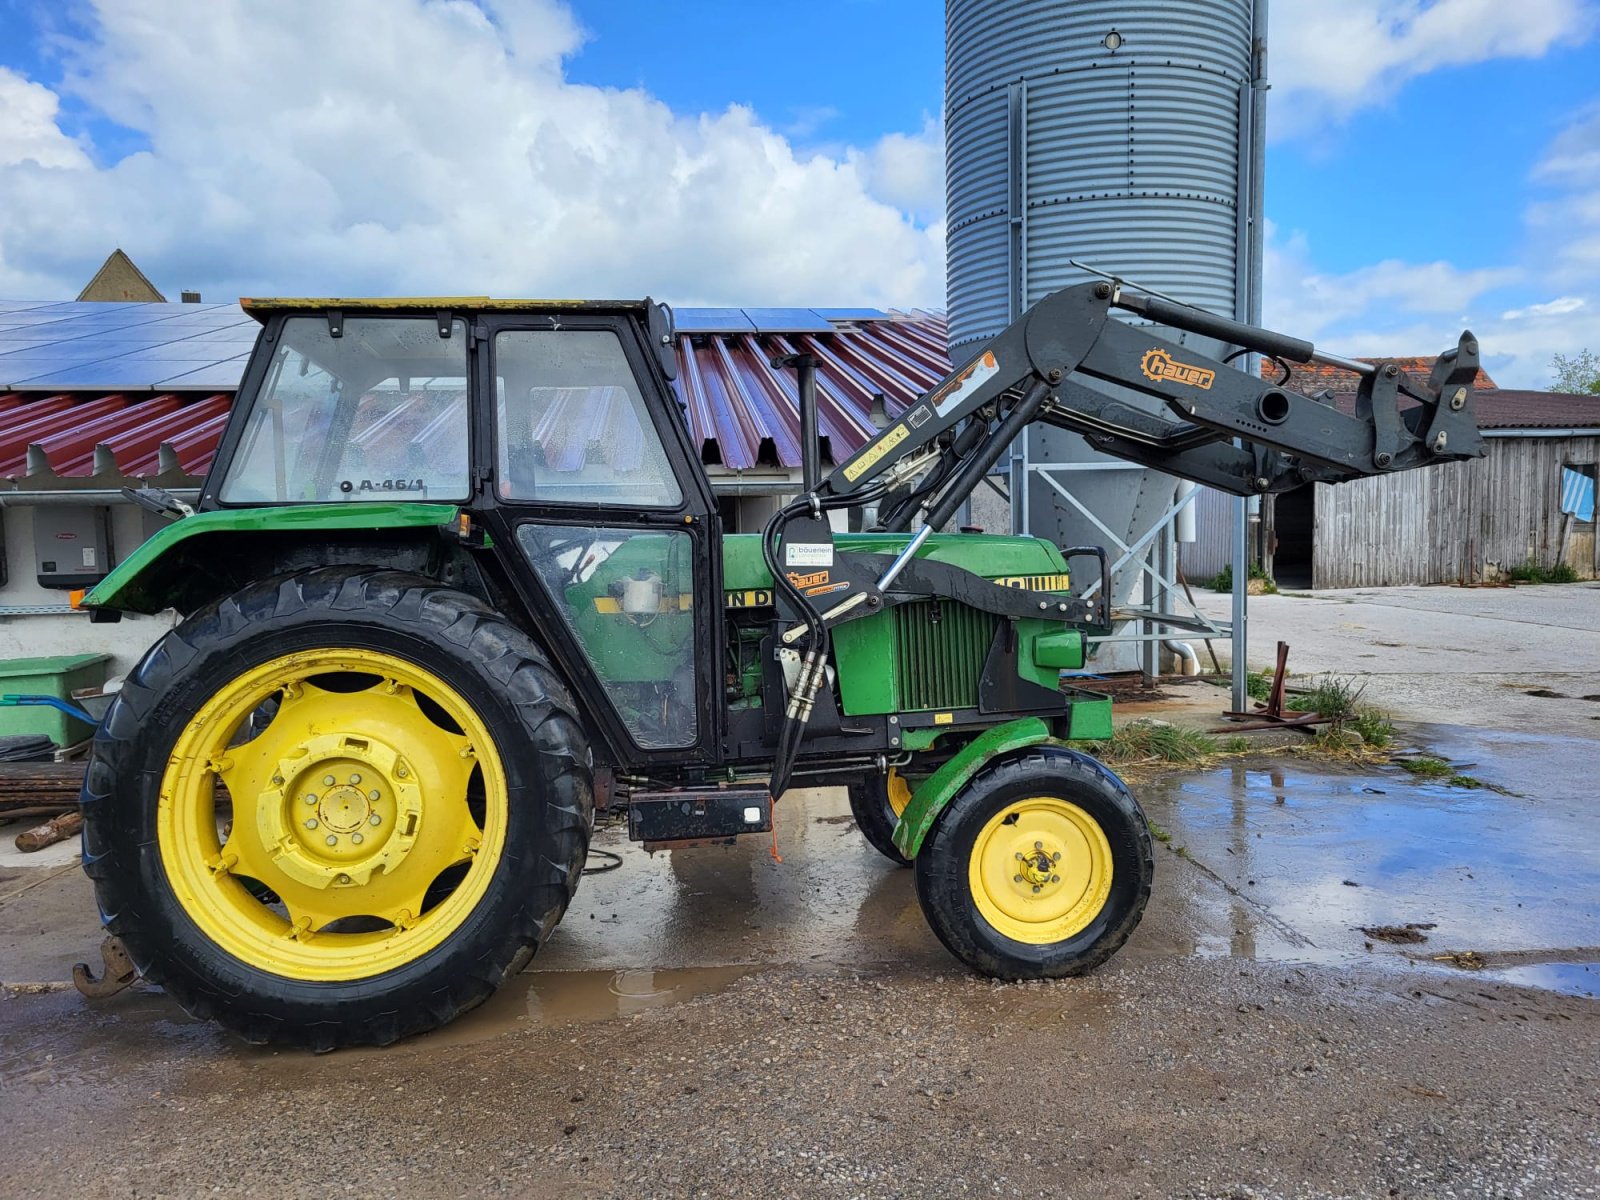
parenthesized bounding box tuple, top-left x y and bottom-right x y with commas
(1504, 559, 1582, 584)
(1399, 756, 1489, 789)
(1286, 674, 1367, 720)
(1348, 707, 1395, 749)
(1089, 720, 1219, 766)
(1207, 563, 1279, 595)
(1400, 756, 1452, 778)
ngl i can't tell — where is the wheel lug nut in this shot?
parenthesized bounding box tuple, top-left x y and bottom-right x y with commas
(396, 765, 409, 778)
(369, 814, 382, 826)
(325, 834, 338, 847)
(1051, 874, 1060, 882)
(1031, 885, 1042, 894)
(271, 775, 284, 786)
(352, 832, 364, 845)
(1034, 841, 1043, 850)
(351, 773, 362, 784)
(338, 874, 351, 884)
(305, 793, 318, 805)
(368, 790, 380, 801)
(323, 775, 335, 786)
(305, 818, 318, 830)
(1014, 852, 1024, 861)
(1013, 874, 1023, 883)
(1052, 852, 1061, 862)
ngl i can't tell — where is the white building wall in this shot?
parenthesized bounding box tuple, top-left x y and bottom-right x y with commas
(0, 503, 176, 679)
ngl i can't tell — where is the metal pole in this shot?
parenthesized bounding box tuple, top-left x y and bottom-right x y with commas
(771, 352, 821, 492)
(1230, 0, 1269, 713)
(1231, 495, 1249, 709)
(798, 356, 820, 493)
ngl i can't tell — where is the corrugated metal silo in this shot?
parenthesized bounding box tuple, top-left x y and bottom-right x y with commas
(945, 0, 1266, 671)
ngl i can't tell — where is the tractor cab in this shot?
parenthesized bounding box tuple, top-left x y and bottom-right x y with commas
(209, 297, 722, 761)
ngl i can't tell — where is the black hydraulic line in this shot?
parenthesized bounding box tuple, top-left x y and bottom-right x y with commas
(921, 377, 1052, 533)
(1113, 291, 1315, 364)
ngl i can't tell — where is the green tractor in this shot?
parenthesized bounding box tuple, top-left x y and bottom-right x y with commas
(79, 282, 1485, 1048)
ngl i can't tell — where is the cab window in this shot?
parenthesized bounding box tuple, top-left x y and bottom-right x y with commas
(495, 329, 682, 508)
(219, 316, 469, 503)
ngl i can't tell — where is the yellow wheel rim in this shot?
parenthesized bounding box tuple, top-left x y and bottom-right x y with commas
(886, 769, 912, 818)
(157, 649, 508, 982)
(967, 797, 1113, 945)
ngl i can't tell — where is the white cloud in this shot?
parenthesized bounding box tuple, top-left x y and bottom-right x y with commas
(846, 114, 945, 223)
(1271, 0, 1596, 135)
(1502, 296, 1586, 320)
(1534, 101, 1600, 183)
(1265, 225, 1600, 388)
(0, 66, 90, 169)
(0, 0, 945, 309)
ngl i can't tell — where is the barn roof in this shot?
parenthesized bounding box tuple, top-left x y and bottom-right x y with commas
(0, 299, 950, 479)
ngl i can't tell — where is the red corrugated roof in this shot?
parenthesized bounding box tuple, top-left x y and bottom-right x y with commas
(0, 314, 955, 479)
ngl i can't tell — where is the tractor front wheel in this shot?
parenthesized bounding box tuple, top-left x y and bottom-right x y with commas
(81, 568, 592, 1050)
(913, 747, 1152, 979)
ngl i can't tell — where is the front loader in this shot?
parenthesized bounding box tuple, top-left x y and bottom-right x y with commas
(78, 278, 1485, 1048)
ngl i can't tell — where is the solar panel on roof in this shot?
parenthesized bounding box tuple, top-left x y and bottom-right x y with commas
(153, 355, 251, 388)
(809, 307, 888, 321)
(672, 308, 756, 333)
(741, 308, 834, 333)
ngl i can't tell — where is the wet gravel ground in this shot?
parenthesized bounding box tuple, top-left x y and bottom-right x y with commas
(3, 952, 1596, 1199)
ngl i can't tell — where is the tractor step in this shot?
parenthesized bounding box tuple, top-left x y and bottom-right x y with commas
(627, 787, 772, 849)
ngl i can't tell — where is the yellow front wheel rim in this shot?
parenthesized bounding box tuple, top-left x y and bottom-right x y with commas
(968, 797, 1113, 945)
(157, 649, 508, 982)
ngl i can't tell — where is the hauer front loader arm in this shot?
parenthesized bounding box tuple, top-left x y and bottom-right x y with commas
(758, 279, 1484, 797)
(820, 279, 1485, 508)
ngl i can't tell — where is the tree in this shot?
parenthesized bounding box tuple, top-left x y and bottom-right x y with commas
(1551, 350, 1600, 395)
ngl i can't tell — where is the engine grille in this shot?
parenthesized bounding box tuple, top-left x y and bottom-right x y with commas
(892, 600, 999, 711)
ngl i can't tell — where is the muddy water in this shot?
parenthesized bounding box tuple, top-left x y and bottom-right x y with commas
(1135, 736, 1600, 995)
(534, 786, 947, 975)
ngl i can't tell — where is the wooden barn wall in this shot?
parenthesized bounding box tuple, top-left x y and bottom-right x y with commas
(1312, 435, 1600, 588)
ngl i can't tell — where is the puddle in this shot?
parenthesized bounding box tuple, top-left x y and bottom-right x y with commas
(1483, 962, 1600, 999)
(1136, 747, 1600, 981)
(423, 964, 752, 1048)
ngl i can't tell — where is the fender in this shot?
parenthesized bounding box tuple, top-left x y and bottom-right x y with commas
(84, 502, 461, 615)
(892, 717, 1054, 858)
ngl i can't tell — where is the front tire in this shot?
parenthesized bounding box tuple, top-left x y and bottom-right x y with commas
(81, 568, 592, 1050)
(913, 747, 1151, 980)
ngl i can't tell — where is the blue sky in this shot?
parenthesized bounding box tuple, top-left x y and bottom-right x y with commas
(1, 0, 1597, 386)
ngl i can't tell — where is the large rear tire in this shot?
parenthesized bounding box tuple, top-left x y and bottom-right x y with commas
(913, 747, 1151, 980)
(81, 568, 592, 1050)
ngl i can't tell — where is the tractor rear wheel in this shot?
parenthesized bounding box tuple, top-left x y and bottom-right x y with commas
(846, 769, 912, 867)
(913, 747, 1151, 979)
(81, 568, 592, 1050)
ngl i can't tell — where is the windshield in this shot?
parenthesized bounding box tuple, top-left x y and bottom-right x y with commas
(219, 316, 470, 503)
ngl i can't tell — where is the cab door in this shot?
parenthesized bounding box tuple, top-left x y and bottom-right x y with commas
(478, 314, 721, 765)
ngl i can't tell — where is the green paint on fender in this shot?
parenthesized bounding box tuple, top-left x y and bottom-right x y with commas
(892, 716, 1053, 858)
(85, 503, 460, 613)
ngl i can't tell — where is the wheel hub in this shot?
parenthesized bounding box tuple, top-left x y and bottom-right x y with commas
(256, 733, 422, 890)
(1014, 842, 1062, 892)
